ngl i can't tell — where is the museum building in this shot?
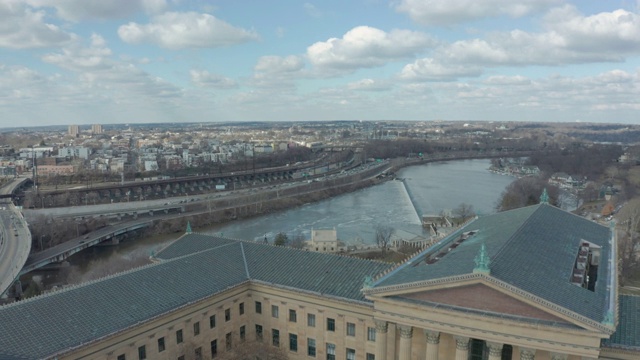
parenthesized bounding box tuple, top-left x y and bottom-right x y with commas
(0, 203, 638, 360)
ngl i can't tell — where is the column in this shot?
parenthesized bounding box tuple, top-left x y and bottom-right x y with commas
(397, 325, 413, 360)
(374, 320, 388, 360)
(487, 342, 504, 360)
(520, 348, 536, 360)
(424, 330, 440, 360)
(454, 336, 470, 360)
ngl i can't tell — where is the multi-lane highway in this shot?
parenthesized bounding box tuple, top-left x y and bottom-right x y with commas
(0, 177, 32, 296)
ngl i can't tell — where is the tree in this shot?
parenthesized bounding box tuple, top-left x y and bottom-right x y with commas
(288, 231, 307, 249)
(274, 232, 288, 246)
(375, 224, 394, 252)
(496, 177, 560, 212)
(453, 203, 475, 221)
(217, 340, 288, 360)
(618, 201, 640, 286)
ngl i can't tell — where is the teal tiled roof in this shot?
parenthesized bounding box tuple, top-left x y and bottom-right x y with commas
(604, 294, 640, 350)
(0, 234, 391, 359)
(374, 204, 613, 323)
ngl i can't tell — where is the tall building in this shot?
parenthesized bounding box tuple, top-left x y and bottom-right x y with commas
(68, 124, 79, 137)
(0, 204, 637, 360)
(91, 124, 103, 134)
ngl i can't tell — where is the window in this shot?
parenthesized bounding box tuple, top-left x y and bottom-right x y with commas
(256, 324, 263, 341)
(346, 322, 355, 336)
(117, 355, 125, 360)
(326, 343, 336, 360)
(157, 337, 165, 352)
(194, 347, 202, 360)
(469, 339, 487, 360)
(272, 329, 280, 347)
(272, 305, 279, 318)
(210, 339, 218, 358)
(346, 348, 356, 360)
(255, 301, 262, 314)
(209, 315, 216, 329)
(137, 345, 146, 360)
(226, 332, 232, 351)
(289, 309, 297, 322)
(367, 327, 376, 341)
(307, 338, 316, 357)
(307, 313, 316, 327)
(193, 321, 200, 336)
(289, 333, 298, 352)
(327, 318, 335, 332)
(366, 353, 375, 360)
(176, 329, 183, 344)
(225, 308, 231, 322)
(178, 356, 185, 360)
(239, 302, 245, 315)
(501, 345, 513, 360)
(240, 325, 246, 341)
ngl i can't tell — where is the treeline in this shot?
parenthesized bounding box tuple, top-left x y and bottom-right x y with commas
(28, 215, 109, 252)
(526, 144, 623, 179)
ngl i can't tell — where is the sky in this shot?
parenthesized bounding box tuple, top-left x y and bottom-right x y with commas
(1, 0, 640, 128)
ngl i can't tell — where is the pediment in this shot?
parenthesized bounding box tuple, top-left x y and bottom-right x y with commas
(396, 283, 569, 324)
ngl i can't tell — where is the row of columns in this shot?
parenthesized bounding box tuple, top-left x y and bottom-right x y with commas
(373, 320, 569, 360)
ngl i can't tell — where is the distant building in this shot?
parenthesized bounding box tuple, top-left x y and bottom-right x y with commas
(68, 124, 79, 137)
(91, 124, 102, 134)
(0, 204, 637, 360)
(37, 165, 75, 176)
(58, 146, 90, 160)
(308, 228, 339, 252)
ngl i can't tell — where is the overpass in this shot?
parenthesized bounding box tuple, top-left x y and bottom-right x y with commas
(0, 177, 32, 296)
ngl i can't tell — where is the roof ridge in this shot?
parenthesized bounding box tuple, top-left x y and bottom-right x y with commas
(240, 242, 251, 279)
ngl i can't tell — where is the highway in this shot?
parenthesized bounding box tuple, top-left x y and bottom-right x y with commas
(0, 177, 32, 296)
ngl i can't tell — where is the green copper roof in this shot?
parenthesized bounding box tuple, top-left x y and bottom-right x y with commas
(374, 204, 613, 323)
(603, 294, 640, 350)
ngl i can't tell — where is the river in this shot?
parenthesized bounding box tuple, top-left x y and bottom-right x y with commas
(37, 159, 515, 286)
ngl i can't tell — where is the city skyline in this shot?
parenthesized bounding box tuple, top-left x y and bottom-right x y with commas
(1, 0, 640, 127)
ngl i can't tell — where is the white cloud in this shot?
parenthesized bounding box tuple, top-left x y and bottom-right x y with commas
(118, 12, 258, 50)
(190, 70, 237, 89)
(252, 55, 305, 88)
(346, 78, 392, 91)
(25, 0, 167, 21)
(395, 0, 561, 26)
(0, 2, 73, 49)
(306, 26, 435, 72)
(483, 75, 531, 86)
(400, 58, 482, 81)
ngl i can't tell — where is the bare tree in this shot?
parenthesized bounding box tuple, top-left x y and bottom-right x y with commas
(453, 203, 475, 221)
(375, 224, 394, 252)
(289, 231, 307, 249)
(619, 208, 640, 286)
(217, 340, 288, 360)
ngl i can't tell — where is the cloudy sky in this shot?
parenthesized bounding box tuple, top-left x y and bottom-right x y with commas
(1, 0, 640, 127)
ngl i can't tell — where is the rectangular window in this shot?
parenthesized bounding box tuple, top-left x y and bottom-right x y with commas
(226, 332, 232, 351)
(157, 337, 165, 352)
(137, 345, 146, 360)
(239, 302, 245, 315)
(326, 343, 336, 360)
(194, 347, 202, 360)
(367, 327, 376, 341)
(307, 338, 316, 357)
(117, 355, 125, 360)
(272, 305, 279, 318)
(346, 322, 356, 336)
(256, 324, 263, 341)
(176, 329, 183, 344)
(272, 329, 280, 347)
(255, 301, 262, 314)
(225, 308, 231, 322)
(366, 353, 375, 360)
(240, 325, 246, 341)
(289, 309, 297, 322)
(307, 313, 316, 327)
(209, 315, 216, 329)
(289, 333, 298, 352)
(210, 339, 217, 358)
(193, 321, 200, 336)
(346, 348, 356, 360)
(327, 318, 335, 332)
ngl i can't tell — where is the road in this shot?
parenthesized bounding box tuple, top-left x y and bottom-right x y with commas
(0, 177, 32, 296)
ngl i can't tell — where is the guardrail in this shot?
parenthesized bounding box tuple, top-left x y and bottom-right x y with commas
(0, 203, 32, 296)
